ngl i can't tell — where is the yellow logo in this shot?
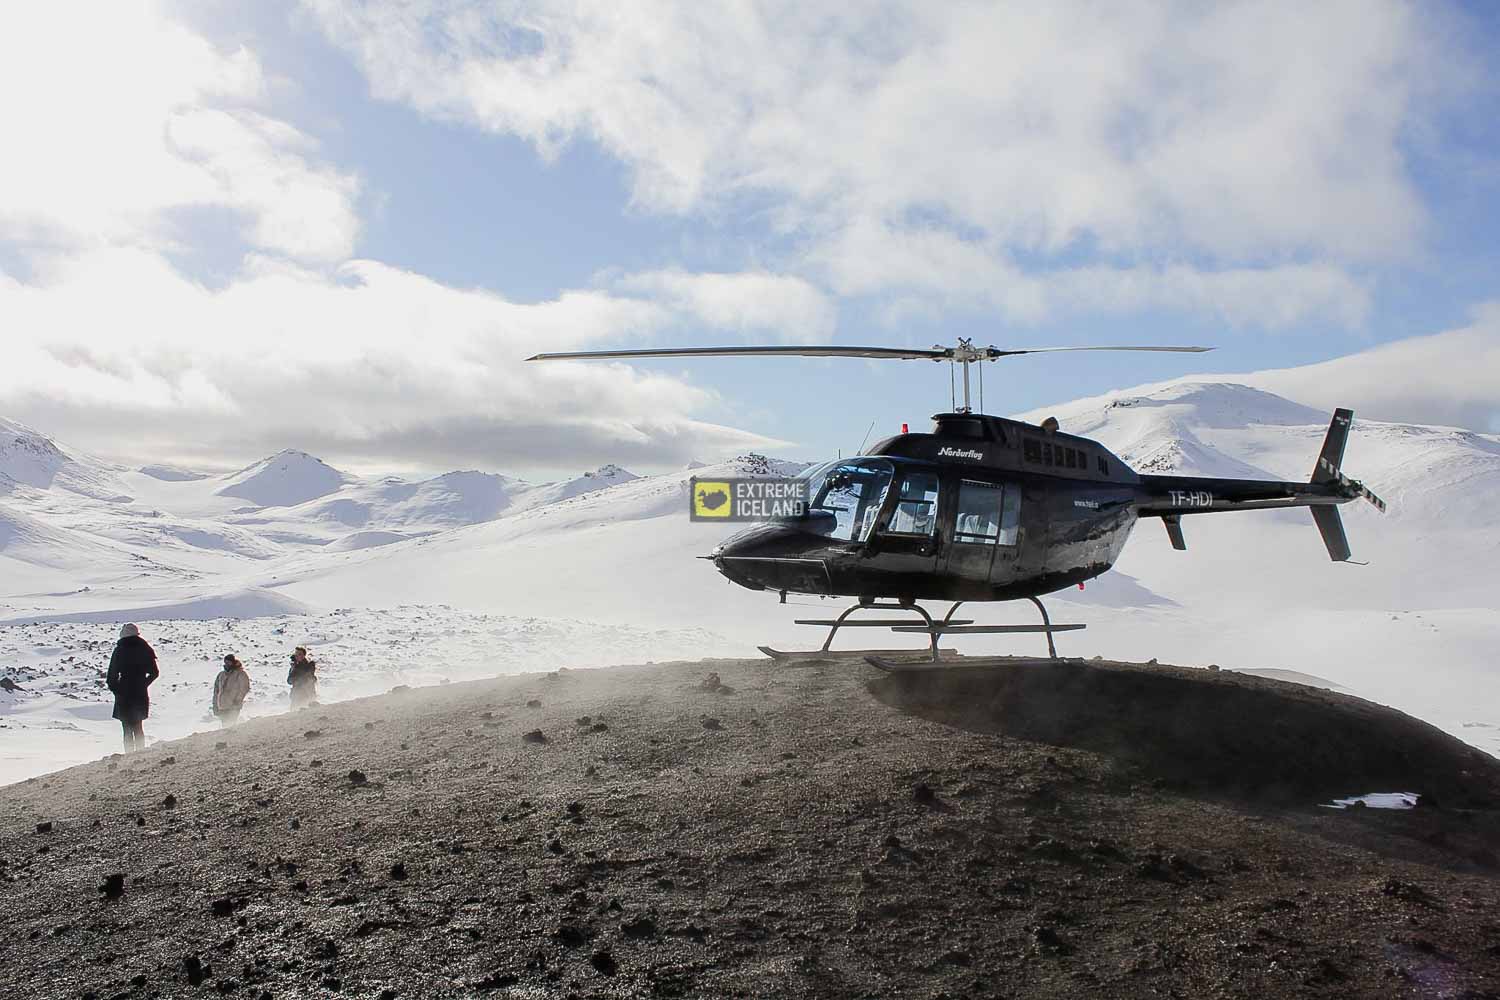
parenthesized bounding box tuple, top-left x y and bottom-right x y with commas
(692, 481, 732, 518)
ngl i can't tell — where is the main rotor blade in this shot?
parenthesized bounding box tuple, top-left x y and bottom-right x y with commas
(527, 345, 947, 362)
(985, 345, 1214, 358)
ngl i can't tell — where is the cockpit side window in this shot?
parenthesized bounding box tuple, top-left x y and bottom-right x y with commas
(884, 470, 940, 536)
(798, 459, 894, 542)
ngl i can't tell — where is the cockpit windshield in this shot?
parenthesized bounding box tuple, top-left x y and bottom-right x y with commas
(793, 458, 894, 542)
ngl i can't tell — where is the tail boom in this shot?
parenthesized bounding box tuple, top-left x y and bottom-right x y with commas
(1135, 408, 1384, 562)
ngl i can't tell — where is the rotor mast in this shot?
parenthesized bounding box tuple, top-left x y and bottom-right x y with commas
(948, 337, 986, 413)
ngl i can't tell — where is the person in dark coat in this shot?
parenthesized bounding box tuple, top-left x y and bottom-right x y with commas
(107, 623, 159, 752)
(287, 646, 318, 710)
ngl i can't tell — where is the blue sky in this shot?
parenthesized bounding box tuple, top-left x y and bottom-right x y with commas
(2, 1, 1498, 476)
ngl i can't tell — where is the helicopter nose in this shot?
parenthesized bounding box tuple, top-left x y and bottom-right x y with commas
(709, 522, 833, 595)
(710, 525, 771, 589)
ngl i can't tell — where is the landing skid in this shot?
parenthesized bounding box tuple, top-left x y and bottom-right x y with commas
(758, 646, 960, 663)
(866, 654, 1069, 674)
(761, 596, 1083, 665)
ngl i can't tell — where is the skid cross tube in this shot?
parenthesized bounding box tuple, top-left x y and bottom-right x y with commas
(942, 597, 1066, 658)
(780, 595, 1080, 662)
(802, 600, 939, 655)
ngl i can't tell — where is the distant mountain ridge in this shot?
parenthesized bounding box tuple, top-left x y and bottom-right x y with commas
(3, 378, 1497, 617)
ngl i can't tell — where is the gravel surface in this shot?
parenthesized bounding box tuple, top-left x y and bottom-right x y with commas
(2, 655, 1498, 999)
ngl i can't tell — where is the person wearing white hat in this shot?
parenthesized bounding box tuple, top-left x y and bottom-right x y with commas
(107, 623, 159, 751)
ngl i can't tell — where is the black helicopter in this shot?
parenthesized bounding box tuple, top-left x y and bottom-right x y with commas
(529, 340, 1385, 668)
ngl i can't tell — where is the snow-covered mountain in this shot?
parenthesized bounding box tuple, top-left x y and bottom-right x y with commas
(2, 385, 1497, 783)
(217, 449, 351, 507)
(0, 417, 129, 501)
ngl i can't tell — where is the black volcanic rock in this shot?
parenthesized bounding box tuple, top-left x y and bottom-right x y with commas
(0, 655, 1497, 999)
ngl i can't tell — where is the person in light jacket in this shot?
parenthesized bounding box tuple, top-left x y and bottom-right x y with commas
(107, 623, 159, 751)
(287, 646, 318, 709)
(212, 654, 251, 727)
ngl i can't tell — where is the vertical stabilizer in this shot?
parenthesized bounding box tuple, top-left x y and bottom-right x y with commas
(1312, 408, 1353, 484)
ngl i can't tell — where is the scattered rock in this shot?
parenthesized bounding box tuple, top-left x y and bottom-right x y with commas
(161, 794, 177, 810)
(554, 923, 589, 948)
(590, 950, 618, 976)
(210, 897, 236, 917)
(183, 954, 209, 987)
(522, 729, 548, 745)
(34, 821, 52, 834)
(304, 730, 322, 740)
(100, 873, 125, 899)
(700, 716, 723, 731)
(214, 742, 227, 750)
(1032, 924, 1071, 955)
(389, 861, 407, 881)
(912, 782, 936, 804)
(575, 716, 592, 726)
(591, 723, 609, 733)
(473, 970, 517, 991)
(526, 699, 542, 709)
(348, 770, 368, 786)
(622, 916, 657, 939)
(699, 672, 736, 695)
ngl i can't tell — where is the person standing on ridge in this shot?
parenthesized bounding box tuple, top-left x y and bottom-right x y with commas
(287, 646, 318, 710)
(212, 654, 251, 727)
(107, 623, 159, 752)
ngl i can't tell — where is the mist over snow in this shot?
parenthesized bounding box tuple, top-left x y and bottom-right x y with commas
(2, 371, 1498, 784)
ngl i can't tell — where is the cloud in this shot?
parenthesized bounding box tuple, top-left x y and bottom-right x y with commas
(812, 220, 1371, 328)
(0, 249, 785, 474)
(1241, 302, 1500, 432)
(613, 270, 836, 341)
(304, 0, 1467, 327)
(0, 0, 358, 262)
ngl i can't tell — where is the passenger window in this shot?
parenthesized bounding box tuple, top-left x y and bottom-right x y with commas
(1097, 456, 1108, 475)
(1023, 438, 1042, 463)
(1065, 448, 1077, 469)
(1043, 443, 1053, 467)
(886, 471, 940, 536)
(953, 480, 1003, 545)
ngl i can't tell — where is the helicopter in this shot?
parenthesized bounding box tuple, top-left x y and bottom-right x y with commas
(528, 339, 1385, 670)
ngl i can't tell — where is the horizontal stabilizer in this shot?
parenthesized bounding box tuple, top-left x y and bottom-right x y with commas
(1311, 506, 1351, 562)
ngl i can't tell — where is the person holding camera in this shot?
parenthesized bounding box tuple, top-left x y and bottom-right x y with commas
(287, 646, 318, 710)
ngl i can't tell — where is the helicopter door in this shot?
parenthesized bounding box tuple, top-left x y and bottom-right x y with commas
(943, 479, 1003, 583)
(870, 468, 941, 577)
